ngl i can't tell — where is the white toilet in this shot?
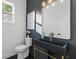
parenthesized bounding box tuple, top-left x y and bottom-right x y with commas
(15, 35, 32, 59)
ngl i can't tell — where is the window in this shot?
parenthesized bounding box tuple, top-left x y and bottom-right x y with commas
(36, 13, 42, 35)
(27, 11, 35, 30)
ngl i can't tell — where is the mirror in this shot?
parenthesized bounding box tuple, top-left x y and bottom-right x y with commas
(37, 0, 71, 39)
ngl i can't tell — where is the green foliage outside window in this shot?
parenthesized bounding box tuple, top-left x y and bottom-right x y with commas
(2, 3, 12, 13)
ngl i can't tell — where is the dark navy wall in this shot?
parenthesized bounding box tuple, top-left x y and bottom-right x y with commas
(27, 0, 42, 14)
(27, 0, 76, 59)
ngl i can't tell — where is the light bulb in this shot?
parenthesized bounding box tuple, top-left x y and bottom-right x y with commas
(60, 0, 64, 3)
(51, 2, 56, 6)
(42, 1, 46, 7)
(46, 5, 49, 9)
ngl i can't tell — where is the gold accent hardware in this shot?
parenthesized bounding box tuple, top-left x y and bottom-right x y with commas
(62, 56, 64, 59)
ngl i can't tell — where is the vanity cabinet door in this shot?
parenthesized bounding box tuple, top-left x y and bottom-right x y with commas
(33, 44, 68, 59)
(34, 45, 48, 59)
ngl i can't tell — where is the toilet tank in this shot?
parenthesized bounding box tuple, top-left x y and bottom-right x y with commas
(25, 37, 32, 47)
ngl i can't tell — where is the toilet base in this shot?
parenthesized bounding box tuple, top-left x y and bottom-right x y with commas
(18, 52, 24, 59)
(17, 48, 29, 59)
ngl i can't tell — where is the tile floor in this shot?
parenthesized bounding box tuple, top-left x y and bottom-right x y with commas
(6, 54, 32, 59)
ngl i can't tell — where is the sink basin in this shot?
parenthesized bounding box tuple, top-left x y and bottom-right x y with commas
(34, 39, 69, 55)
(40, 39, 67, 47)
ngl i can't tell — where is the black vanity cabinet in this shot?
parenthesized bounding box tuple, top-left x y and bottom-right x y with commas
(33, 39, 69, 59)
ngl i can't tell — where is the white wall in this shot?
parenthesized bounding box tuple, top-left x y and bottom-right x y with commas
(2, 0, 26, 58)
(42, 0, 70, 39)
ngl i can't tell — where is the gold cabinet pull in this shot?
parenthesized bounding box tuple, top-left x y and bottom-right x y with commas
(62, 56, 64, 59)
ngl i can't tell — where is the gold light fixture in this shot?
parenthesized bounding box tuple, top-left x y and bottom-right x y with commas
(42, 0, 57, 8)
(47, 0, 53, 4)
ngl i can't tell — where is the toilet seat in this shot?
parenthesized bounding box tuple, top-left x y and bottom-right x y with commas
(15, 45, 29, 52)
